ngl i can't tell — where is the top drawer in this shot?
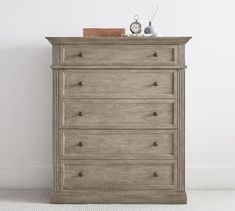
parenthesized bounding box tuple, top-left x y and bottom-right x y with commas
(61, 45, 177, 66)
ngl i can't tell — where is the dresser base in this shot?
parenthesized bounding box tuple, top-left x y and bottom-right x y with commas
(51, 191, 187, 204)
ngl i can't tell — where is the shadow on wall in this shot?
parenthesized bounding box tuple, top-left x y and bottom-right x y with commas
(0, 45, 53, 167)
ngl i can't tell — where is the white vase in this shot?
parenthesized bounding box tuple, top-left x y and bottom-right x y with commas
(144, 21, 157, 36)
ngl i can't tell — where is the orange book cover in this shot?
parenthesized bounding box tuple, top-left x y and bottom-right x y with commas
(83, 28, 125, 37)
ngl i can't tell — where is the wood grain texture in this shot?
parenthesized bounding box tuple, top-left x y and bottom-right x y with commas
(47, 37, 191, 204)
(61, 160, 177, 190)
(59, 69, 176, 99)
(61, 44, 177, 66)
(59, 99, 176, 129)
(59, 130, 177, 159)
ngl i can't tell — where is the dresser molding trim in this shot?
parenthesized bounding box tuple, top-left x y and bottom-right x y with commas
(51, 65, 187, 69)
(51, 191, 187, 204)
(46, 37, 191, 45)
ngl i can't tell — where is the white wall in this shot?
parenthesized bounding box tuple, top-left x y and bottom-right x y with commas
(0, 0, 235, 189)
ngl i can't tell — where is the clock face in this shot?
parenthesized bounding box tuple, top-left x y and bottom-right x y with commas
(130, 21, 141, 34)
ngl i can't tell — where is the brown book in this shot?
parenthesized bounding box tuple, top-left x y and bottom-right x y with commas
(83, 28, 125, 37)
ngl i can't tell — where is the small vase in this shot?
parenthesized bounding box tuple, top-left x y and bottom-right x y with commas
(144, 21, 157, 36)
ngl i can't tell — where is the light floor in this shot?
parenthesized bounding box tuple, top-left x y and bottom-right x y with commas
(0, 190, 235, 211)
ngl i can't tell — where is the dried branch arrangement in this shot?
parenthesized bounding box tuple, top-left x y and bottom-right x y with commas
(143, 3, 159, 23)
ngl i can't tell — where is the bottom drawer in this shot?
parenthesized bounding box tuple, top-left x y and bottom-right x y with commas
(61, 160, 177, 190)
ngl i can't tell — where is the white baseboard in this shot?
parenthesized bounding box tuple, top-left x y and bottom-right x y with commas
(0, 166, 235, 189)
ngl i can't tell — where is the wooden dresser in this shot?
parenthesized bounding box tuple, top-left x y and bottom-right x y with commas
(46, 37, 191, 204)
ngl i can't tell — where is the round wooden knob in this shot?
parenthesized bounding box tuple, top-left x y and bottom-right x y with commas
(153, 81, 158, 86)
(78, 172, 83, 177)
(153, 52, 158, 57)
(153, 142, 158, 147)
(78, 52, 84, 57)
(153, 112, 158, 116)
(78, 142, 83, 147)
(78, 112, 83, 116)
(78, 81, 83, 86)
(153, 172, 159, 177)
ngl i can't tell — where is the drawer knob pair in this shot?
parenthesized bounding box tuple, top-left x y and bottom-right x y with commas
(78, 112, 83, 116)
(78, 81, 83, 86)
(153, 112, 158, 116)
(78, 52, 84, 57)
(153, 172, 159, 177)
(153, 52, 159, 57)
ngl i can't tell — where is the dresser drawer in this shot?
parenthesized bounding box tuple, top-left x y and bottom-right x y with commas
(61, 45, 177, 66)
(59, 99, 176, 129)
(59, 70, 176, 98)
(59, 130, 177, 159)
(61, 160, 176, 190)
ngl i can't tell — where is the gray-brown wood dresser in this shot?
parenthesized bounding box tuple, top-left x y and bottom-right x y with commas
(46, 37, 191, 204)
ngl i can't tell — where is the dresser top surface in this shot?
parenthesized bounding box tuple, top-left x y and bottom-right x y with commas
(46, 37, 191, 45)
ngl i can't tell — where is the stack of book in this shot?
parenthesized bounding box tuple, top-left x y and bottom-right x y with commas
(83, 28, 125, 37)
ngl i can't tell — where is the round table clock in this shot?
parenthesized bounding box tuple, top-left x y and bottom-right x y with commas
(130, 15, 142, 34)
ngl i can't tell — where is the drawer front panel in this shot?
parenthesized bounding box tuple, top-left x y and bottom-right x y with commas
(60, 130, 177, 159)
(59, 99, 176, 129)
(61, 45, 177, 66)
(60, 70, 176, 98)
(61, 160, 176, 190)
